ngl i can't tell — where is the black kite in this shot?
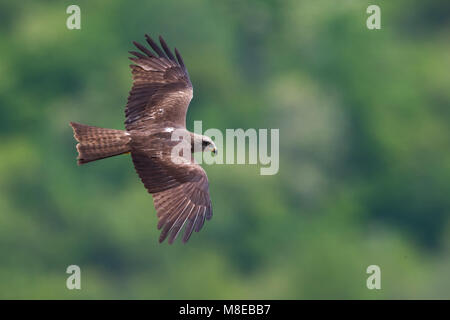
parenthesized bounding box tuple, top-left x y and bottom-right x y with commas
(70, 35, 216, 244)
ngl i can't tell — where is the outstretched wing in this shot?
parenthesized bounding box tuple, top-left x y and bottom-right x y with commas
(131, 134, 212, 244)
(153, 173, 212, 244)
(126, 35, 192, 131)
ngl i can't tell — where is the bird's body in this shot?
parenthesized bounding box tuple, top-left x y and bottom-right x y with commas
(70, 35, 216, 244)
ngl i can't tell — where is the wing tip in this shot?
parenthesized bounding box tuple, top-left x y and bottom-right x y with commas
(133, 40, 154, 58)
(158, 35, 176, 61)
(144, 34, 165, 58)
(129, 50, 146, 59)
(134, 34, 186, 69)
(174, 47, 185, 69)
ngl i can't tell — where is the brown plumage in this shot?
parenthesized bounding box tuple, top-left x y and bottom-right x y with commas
(70, 35, 216, 244)
(70, 122, 131, 164)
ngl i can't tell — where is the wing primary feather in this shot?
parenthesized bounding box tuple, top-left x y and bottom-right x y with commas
(133, 41, 154, 58)
(129, 57, 140, 64)
(159, 36, 176, 62)
(158, 197, 188, 240)
(174, 48, 185, 69)
(129, 50, 147, 59)
(157, 196, 186, 230)
(195, 208, 206, 232)
(160, 199, 191, 243)
(155, 192, 180, 215)
(157, 202, 182, 230)
(183, 206, 201, 243)
(206, 200, 213, 220)
(178, 187, 201, 242)
(156, 192, 185, 224)
(158, 182, 197, 242)
(145, 34, 166, 58)
(168, 203, 194, 244)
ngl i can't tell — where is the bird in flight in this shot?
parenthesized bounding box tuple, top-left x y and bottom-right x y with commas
(70, 35, 217, 244)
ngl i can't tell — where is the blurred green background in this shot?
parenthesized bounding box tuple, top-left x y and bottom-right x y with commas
(0, 0, 449, 299)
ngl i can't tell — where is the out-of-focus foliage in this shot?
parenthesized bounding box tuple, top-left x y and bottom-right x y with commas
(0, 0, 449, 299)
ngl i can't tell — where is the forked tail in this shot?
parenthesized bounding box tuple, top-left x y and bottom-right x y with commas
(70, 122, 131, 165)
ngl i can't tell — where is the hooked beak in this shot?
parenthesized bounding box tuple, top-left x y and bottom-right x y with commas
(212, 146, 218, 156)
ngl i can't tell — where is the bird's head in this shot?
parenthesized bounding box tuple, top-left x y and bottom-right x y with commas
(201, 136, 217, 155)
(191, 133, 217, 155)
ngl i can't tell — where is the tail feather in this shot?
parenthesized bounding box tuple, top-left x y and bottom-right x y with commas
(70, 122, 131, 165)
